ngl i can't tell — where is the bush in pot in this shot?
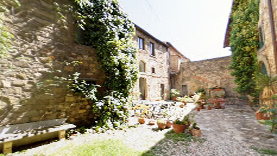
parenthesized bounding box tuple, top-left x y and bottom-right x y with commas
(172, 115, 191, 133)
(190, 123, 202, 137)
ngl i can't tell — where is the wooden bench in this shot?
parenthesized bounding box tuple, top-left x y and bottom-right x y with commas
(0, 118, 76, 154)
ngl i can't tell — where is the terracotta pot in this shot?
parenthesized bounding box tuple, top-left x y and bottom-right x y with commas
(207, 106, 212, 110)
(166, 120, 172, 128)
(172, 97, 177, 101)
(197, 108, 201, 111)
(157, 123, 166, 129)
(180, 105, 184, 108)
(190, 129, 202, 137)
(256, 111, 270, 120)
(172, 123, 190, 133)
(148, 120, 155, 125)
(138, 118, 145, 124)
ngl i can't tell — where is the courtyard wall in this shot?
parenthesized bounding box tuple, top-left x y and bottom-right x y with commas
(0, 0, 106, 126)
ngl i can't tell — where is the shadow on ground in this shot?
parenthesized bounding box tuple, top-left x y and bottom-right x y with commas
(141, 129, 203, 156)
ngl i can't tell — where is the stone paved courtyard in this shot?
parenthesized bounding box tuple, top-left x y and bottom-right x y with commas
(9, 103, 277, 156)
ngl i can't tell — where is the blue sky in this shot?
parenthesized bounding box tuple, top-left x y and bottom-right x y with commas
(117, 0, 233, 61)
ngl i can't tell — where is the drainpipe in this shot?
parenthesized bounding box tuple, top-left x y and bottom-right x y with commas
(267, 0, 277, 74)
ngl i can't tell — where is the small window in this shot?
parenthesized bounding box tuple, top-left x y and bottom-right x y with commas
(151, 67, 155, 73)
(259, 27, 265, 49)
(138, 37, 144, 50)
(150, 42, 155, 56)
(139, 61, 146, 72)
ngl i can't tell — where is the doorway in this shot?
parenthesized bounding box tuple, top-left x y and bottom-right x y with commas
(160, 84, 165, 100)
(139, 77, 146, 100)
(182, 85, 188, 96)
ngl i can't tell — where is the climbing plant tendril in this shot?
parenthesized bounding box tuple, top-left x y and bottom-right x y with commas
(229, 0, 260, 96)
(72, 0, 138, 129)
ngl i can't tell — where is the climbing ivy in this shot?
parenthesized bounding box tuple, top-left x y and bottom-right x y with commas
(229, 0, 260, 96)
(0, 0, 19, 58)
(72, 0, 138, 129)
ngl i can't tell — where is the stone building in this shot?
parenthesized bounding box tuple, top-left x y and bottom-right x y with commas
(133, 25, 171, 101)
(257, 0, 277, 76)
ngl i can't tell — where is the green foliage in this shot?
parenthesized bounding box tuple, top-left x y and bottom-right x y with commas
(53, 139, 142, 156)
(229, 0, 260, 96)
(72, 0, 138, 129)
(170, 89, 180, 97)
(69, 72, 99, 101)
(71, 0, 138, 128)
(259, 104, 277, 133)
(256, 74, 277, 91)
(252, 147, 277, 155)
(174, 115, 193, 125)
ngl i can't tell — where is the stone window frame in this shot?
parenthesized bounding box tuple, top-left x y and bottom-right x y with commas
(149, 42, 155, 56)
(138, 37, 144, 50)
(139, 60, 146, 73)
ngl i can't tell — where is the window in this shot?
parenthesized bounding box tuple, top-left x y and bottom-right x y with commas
(260, 62, 267, 75)
(259, 27, 265, 49)
(139, 61, 146, 72)
(151, 67, 155, 73)
(138, 37, 144, 50)
(150, 42, 155, 56)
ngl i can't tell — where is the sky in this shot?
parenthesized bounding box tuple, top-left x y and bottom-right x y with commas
(117, 0, 233, 61)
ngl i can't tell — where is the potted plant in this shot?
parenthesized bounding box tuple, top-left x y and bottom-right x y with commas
(162, 111, 172, 128)
(157, 119, 166, 129)
(256, 74, 277, 120)
(138, 114, 146, 124)
(170, 89, 180, 101)
(207, 104, 212, 110)
(172, 115, 191, 133)
(148, 119, 155, 125)
(190, 123, 202, 137)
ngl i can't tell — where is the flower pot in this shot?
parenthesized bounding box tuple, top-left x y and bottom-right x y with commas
(172, 97, 177, 101)
(138, 118, 145, 124)
(190, 129, 202, 137)
(166, 120, 172, 128)
(256, 111, 270, 120)
(207, 106, 212, 110)
(157, 123, 166, 129)
(196, 108, 201, 111)
(172, 123, 190, 133)
(148, 120, 155, 125)
(180, 105, 184, 108)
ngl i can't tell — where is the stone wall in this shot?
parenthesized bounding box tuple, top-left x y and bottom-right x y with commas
(133, 26, 170, 101)
(0, 0, 106, 126)
(173, 56, 239, 97)
(257, 0, 277, 76)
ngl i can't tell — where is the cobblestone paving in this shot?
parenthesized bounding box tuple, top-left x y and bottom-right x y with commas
(9, 103, 277, 156)
(194, 104, 277, 151)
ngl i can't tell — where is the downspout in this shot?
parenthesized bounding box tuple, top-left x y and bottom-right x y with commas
(267, 0, 277, 74)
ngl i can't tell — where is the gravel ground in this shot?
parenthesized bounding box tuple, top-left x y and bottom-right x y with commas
(8, 104, 277, 156)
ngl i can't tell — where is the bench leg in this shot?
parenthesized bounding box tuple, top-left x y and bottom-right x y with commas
(58, 130, 66, 139)
(3, 141, 12, 154)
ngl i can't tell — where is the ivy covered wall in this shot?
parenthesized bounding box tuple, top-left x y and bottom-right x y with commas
(229, 0, 260, 96)
(0, 0, 135, 127)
